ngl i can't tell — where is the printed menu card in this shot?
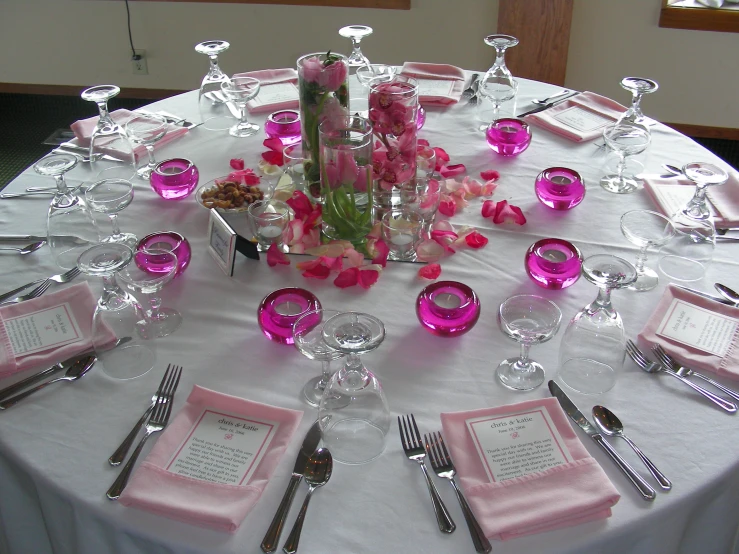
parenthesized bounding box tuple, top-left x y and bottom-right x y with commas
(5, 303, 82, 357)
(656, 298, 738, 357)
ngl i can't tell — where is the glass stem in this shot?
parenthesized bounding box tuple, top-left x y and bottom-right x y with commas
(54, 174, 69, 195)
(239, 104, 249, 126)
(518, 342, 531, 367)
(616, 152, 627, 180)
(146, 145, 156, 167)
(635, 245, 648, 273)
(109, 214, 122, 239)
(208, 55, 223, 79)
(100, 275, 122, 307)
(96, 101, 114, 128)
(631, 92, 643, 120)
(317, 360, 332, 390)
(148, 294, 163, 322)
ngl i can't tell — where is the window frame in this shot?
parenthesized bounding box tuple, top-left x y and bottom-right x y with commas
(659, 0, 739, 33)
(130, 0, 410, 9)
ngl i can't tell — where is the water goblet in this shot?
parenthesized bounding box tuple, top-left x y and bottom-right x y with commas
(80, 85, 136, 168)
(339, 25, 373, 68)
(618, 77, 659, 126)
(195, 40, 233, 131)
(85, 178, 137, 249)
(382, 209, 423, 261)
(558, 254, 637, 395)
(600, 120, 651, 194)
(620, 210, 675, 292)
(477, 34, 519, 130)
(77, 243, 156, 380)
(292, 309, 350, 409)
(221, 76, 261, 138)
(319, 311, 391, 465)
(496, 295, 562, 391)
(658, 219, 715, 282)
(674, 162, 729, 223)
(124, 113, 168, 180)
(247, 199, 291, 252)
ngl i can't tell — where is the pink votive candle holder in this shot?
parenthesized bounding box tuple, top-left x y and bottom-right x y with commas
(535, 167, 586, 210)
(257, 287, 321, 344)
(416, 281, 480, 337)
(486, 118, 532, 156)
(525, 238, 582, 290)
(150, 158, 199, 200)
(136, 231, 191, 278)
(265, 110, 302, 146)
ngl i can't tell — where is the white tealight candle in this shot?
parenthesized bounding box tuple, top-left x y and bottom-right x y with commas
(274, 301, 303, 316)
(542, 249, 568, 263)
(390, 234, 413, 246)
(260, 225, 283, 239)
(500, 125, 518, 134)
(551, 175, 572, 185)
(434, 292, 462, 309)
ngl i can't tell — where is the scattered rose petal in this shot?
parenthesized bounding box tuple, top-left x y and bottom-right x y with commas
(438, 196, 457, 217)
(358, 265, 382, 289)
(433, 147, 450, 171)
(296, 258, 331, 279)
(371, 239, 389, 267)
(304, 243, 348, 258)
(230, 158, 244, 170)
(334, 267, 359, 288)
(465, 231, 489, 248)
(266, 243, 290, 267)
(480, 169, 500, 181)
(481, 200, 527, 225)
(418, 263, 442, 280)
(345, 247, 365, 268)
(440, 163, 466, 178)
(415, 240, 446, 262)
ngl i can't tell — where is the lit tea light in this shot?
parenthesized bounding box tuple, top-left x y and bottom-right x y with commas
(257, 287, 321, 345)
(500, 125, 518, 134)
(260, 225, 284, 239)
(148, 241, 173, 251)
(534, 167, 585, 210)
(525, 238, 582, 290)
(550, 175, 571, 185)
(541, 249, 568, 263)
(274, 301, 304, 316)
(390, 234, 414, 246)
(433, 292, 462, 309)
(416, 281, 480, 337)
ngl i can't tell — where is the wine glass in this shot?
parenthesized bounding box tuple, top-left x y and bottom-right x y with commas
(221, 76, 261, 138)
(620, 210, 675, 292)
(80, 85, 136, 168)
(195, 40, 233, 131)
(477, 34, 519, 130)
(77, 243, 156, 380)
(495, 295, 562, 391)
(600, 120, 651, 194)
(319, 312, 391, 465)
(617, 77, 659, 126)
(85, 178, 137, 249)
(124, 113, 168, 180)
(558, 255, 637, 395)
(658, 219, 715, 282)
(292, 309, 350, 409)
(339, 25, 373, 68)
(246, 199, 292, 252)
(119, 248, 181, 338)
(673, 162, 729, 223)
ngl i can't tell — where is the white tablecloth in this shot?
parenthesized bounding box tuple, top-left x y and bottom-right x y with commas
(1, 77, 738, 554)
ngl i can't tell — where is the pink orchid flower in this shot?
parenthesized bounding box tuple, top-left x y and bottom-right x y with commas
(267, 243, 290, 267)
(481, 200, 527, 225)
(418, 263, 442, 280)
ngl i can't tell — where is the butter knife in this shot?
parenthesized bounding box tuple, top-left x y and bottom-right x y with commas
(518, 92, 579, 117)
(672, 284, 735, 306)
(548, 380, 657, 501)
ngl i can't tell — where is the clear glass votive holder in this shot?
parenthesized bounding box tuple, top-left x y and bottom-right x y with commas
(416, 145, 436, 182)
(525, 238, 582, 290)
(416, 281, 481, 337)
(257, 287, 321, 344)
(265, 110, 302, 146)
(136, 231, 191, 278)
(247, 199, 292, 252)
(150, 158, 200, 200)
(486, 118, 532, 156)
(535, 167, 586, 210)
(382, 210, 423, 261)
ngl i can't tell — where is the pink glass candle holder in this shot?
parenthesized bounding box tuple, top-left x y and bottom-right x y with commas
(525, 238, 582, 290)
(535, 167, 586, 210)
(416, 281, 480, 337)
(265, 110, 302, 146)
(257, 287, 321, 344)
(486, 118, 532, 156)
(136, 231, 191, 278)
(150, 158, 199, 200)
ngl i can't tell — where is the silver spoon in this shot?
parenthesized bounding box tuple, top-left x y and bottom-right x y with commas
(715, 283, 739, 306)
(282, 448, 333, 554)
(662, 164, 683, 176)
(532, 89, 572, 105)
(0, 241, 45, 255)
(592, 405, 672, 490)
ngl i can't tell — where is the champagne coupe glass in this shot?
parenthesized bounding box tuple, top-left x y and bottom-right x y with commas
(620, 210, 675, 292)
(195, 40, 233, 131)
(124, 113, 168, 180)
(221, 76, 261, 138)
(119, 248, 181, 338)
(319, 312, 391, 465)
(80, 85, 136, 168)
(618, 77, 659, 125)
(674, 162, 729, 223)
(496, 295, 562, 391)
(35, 154, 97, 269)
(600, 120, 651, 194)
(85, 179, 137, 249)
(292, 309, 350, 409)
(477, 34, 519, 131)
(77, 243, 156, 380)
(558, 255, 637, 395)
(339, 25, 373, 68)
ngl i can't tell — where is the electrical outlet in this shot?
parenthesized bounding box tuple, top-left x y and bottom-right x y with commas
(132, 50, 148, 75)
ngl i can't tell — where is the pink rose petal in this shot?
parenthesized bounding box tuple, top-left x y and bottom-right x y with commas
(418, 263, 442, 280)
(371, 239, 390, 267)
(266, 243, 290, 267)
(415, 240, 446, 262)
(440, 163, 466, 178)
(229, 158, 245, 170)
(358, 266, 381, 289)
(334, 267, 359, 288)
(480, 169, 500, 181)
(465, 231, 489, 248)
(438, 196, 457, 217)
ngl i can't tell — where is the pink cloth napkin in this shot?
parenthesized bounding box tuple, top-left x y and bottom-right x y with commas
(70, 109, 188, 161)
(0, 282, 113, 379)
(643, 171, 739, 228)
(234, 68, 299, 114)
(524, 91, 626, 142)
(400, 62, 466, 106)
(638, 284, 739, 381)
(119, 385, 304, 532)
(440, 398, 620, 540)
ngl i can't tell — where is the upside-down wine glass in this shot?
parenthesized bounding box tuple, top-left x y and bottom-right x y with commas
(80, 85, 136, 168)
(339, 25, 373, 68)
(496, 295, 562, 391)
(85, 178, 137, 249)
(600, 120, 651, 194)
(620, 210, 675, 292)
(673, 162, 729, 224)
(221, 76, 261, 138)
(125, 113, 168, 180)
(319, 312, 391, 465)
(195, 40, 234, 131)
(558, 255, 637, 395)
(477, 34, 519, 131)
(617, 77, 659, 126)
(77, 243, 156, 380)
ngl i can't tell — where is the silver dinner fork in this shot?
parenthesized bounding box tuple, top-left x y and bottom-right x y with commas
(651, 345, 739, 403)
(0, 280, 53, 306)
(625, 340, 737, 413)
(425, 432, 491, 553)
(398, 414, 456, 533)
(461, 74, 480, 105)
(106, 365, 183, 499)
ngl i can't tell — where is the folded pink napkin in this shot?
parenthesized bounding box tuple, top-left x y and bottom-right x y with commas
(400, 62, 465, 106)
(234, 68, 299, 114)
(70, 109, 188, 161)
(524, 91, 626, 142)
(119, 385, 303, 532)
(638, 284, 739, 381)
(440, 398, 620, 540)
(0, 282, 113, 379)
(644, 171, 739, 228)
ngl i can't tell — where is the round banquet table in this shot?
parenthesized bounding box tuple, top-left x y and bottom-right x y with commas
(1, 75, 738, 554)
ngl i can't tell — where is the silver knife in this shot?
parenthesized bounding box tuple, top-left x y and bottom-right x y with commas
(0, 234, 89, 246)
(261, 421, 322, 553)
(548, 380, 657, 501)
(672, 284, 735, 306)
(518, 92, 579, 117)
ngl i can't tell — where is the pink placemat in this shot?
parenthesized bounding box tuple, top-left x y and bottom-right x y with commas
(400, 62, 465, 106)
(234, 68, 299, 114)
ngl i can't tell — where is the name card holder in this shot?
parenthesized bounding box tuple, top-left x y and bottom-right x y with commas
(207, 209, 259, 276)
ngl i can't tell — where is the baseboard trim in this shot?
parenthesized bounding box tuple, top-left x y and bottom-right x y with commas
(0, 83, 186, 100)
(663, 122, 739, 141)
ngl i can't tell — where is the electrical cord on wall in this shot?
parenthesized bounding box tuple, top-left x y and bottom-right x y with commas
(124, 0, 141, 61)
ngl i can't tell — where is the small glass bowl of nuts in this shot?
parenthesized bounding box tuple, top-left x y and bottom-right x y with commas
(195, 175, 267, 213)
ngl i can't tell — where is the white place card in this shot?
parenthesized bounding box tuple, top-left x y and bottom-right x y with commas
(208, 209, 238, 276)
(466, 406, 574, 482)
(166, 408, 280, 486)
(5, 303, 82, 357)
(552, 106, 613, 132)
(416, 79, 454, 97)
(648, 183, 719, 219)
(656, 298, 738, 356)
(250, 82, 299, 108)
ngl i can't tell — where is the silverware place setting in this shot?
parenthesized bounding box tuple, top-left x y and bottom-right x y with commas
(715, 283, 739, 306)
(0, 266, 80, 306)
(0, 240, 45, 254)
(461, 74, 480, 106)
